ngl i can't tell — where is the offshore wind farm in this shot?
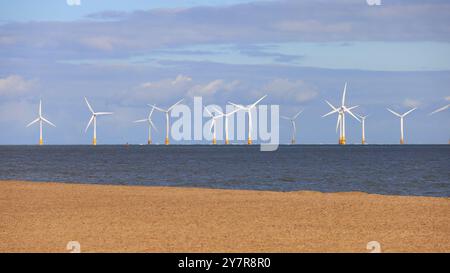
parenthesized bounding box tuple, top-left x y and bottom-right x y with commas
(1, 0, 449, 254)
(16, 84, 448, 146)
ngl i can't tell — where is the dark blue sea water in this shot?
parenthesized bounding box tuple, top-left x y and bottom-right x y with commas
(0, 145, 449, 197)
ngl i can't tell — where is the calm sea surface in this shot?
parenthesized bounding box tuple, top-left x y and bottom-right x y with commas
(0, 145, 449, 197)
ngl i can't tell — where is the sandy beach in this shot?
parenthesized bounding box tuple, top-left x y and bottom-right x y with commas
(0, 180, 449, 253)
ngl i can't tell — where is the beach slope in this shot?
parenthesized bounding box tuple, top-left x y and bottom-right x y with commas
(0, 180, 449, 252)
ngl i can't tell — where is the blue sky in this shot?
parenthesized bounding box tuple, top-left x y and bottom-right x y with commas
(0, 0, 449, 144)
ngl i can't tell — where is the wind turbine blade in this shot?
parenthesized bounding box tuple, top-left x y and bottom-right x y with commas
(26, 118, 40, 127)
(430, 104, 449, 115)
(134, 119, 147, 123)
(325, 100, 338, 111)
(336, 114, 341, 133)
(280, 116, 290, 120)
(341, 82, 347, 106)
(322, 108, 339, 118)
(357, 113, 368, 120)
(387, 108, 401, 117)
(228, 102, 246, 110)
(204, 107, 213, 117)
(149, 105, 156, 117)
(152, 105, 166, 112)
(346, 105, 359, 111)
(84, 97, 94, 113)
(250, 95, 267, 108)
(41, 117, 56, 127)
(293, 110, 303, 120)
(403, 107, 416, 117)
(39, 100, 42, 117)
(212, 106, 224, 116)
(168, 99, 184, 112)
(345, 107, 360, 122)
(149, 119, 158, 132)
(95, 112, 113, 115)
(209, 119, 215, 132)
(225, 108, 240, 116)
(85, 115, 94, 132)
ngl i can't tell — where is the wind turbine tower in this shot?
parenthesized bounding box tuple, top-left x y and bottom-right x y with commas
(357, 114, 369, 145)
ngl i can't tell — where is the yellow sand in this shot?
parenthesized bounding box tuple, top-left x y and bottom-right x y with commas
(0, 180, 449, 252)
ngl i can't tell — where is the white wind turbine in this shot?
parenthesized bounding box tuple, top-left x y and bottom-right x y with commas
(26, 99, 56, 145)
(281, 110, 303, 144)
(322, 83, 360, 145)
(204, 106, 223, 145)
(387, 108, 416, 144)
(153, 99, 184, 145)
(134, 105, 157, 145)
(357, 114, 369, 145)
(84, 97, 113, 145)
(229, 95, 267, 145)
(205, 106, 239, 145)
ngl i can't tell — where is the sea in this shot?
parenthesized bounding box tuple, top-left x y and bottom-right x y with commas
(0, 145, 449, 197)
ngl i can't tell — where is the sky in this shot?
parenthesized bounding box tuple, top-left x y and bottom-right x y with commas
(0, 0, 449, 145)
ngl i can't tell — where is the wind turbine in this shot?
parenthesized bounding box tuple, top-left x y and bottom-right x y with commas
(322, 83, 360, 145)
(134, 105, 157, 144)
(357, 114, 369, 145)
(281, 110, 303, 144)
(84, 97, 113, 145)
(387, 108, 416, 144)
(229, 95, 267, 145)
(204, 107, 223, 145)
(153, 99, 184, 145)
(430, 104, 449, 115)
(206, 106, 239, 145)
(26, 99, 56, 145)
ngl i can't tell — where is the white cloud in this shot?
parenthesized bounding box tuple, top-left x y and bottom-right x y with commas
(187, 79, 239, 98)
(403, 98, 421, 108)
(0, 75, 35, 97)
(188, 79, 224, 97)
(140, 74, 192, 90)
(133, 75, 240, 103)
(262, 78, 318, 103)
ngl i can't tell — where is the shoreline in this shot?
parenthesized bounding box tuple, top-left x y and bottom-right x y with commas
(1, 180, 449, 252)
(1, 179, 447, 198)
